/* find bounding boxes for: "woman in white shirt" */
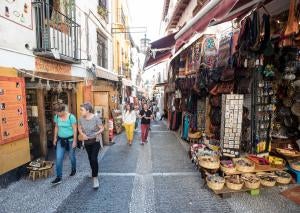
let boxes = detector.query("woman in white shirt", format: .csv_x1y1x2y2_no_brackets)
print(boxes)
123,103,136,145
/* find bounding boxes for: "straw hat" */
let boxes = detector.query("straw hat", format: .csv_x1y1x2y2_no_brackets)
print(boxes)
291,102,300,117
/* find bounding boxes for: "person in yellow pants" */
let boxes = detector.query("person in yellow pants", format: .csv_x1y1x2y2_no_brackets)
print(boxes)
123,103,136,145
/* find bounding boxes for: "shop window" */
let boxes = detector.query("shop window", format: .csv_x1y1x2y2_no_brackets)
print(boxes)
97,31,108,69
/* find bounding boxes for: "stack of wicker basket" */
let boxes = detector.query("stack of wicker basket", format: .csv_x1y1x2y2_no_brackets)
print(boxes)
198,155,220,169
206,175,225,190
241,173,260,189
256,172,277,187
220,160,236,174
225,175,244,190
274,171,292,184
234,158,255,172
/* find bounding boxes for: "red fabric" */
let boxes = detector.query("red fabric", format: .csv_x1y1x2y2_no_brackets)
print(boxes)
141,124,150,142
175,0,239,50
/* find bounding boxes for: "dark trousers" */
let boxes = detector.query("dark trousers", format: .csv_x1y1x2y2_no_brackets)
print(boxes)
85,142,100,177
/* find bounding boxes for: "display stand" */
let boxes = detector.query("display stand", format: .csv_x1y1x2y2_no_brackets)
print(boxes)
111,109,123,134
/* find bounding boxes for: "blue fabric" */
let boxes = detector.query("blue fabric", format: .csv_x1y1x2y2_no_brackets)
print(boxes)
55,139,76,178
182,115,190,140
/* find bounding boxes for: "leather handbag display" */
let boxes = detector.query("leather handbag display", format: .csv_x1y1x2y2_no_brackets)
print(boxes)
282,0,299,47
216,82,234,94
210,95,221,107
250,11,261,52
237,77,253,94
220,67,235,81
210,107,221,126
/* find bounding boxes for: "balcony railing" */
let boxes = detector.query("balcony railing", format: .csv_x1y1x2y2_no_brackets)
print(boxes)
32,1,81,63
122,63,131,79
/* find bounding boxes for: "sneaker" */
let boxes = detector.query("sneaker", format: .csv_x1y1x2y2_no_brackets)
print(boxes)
93,177,99,189
51,177,62,185
70,169,76,176
140,142,144,145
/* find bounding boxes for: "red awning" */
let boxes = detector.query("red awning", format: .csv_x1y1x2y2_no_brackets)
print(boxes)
175,0,239,49
211,0,284,26
143,32,177,70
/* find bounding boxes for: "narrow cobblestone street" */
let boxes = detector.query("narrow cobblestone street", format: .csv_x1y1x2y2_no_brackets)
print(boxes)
56,121,231,213
0,121,299,213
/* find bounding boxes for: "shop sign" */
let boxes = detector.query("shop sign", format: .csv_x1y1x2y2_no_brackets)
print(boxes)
35,57,71,75
0,77,28,144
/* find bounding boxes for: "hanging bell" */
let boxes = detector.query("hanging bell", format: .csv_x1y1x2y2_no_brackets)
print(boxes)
57,82,63,93
46,80,51,91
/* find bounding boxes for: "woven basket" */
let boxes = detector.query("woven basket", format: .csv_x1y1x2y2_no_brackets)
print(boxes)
276,176,292,184
198,156,220,169
226,181,244,190
260,179,276,187
206,177,225,191
220,165,236,174
274,171,292,184
242,174,260,189
236,163,255,173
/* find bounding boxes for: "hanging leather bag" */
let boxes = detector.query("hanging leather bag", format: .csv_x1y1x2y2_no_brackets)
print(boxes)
220,67,235,81
250,11,261,52
210,95,221,107
216,82,234,94
210,107,221,126
260,14,271,52
210,68,222,82
282,0,299,47
237,77,253,94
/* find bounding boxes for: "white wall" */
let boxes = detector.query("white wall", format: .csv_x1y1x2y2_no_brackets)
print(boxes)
177,0,197,30
0,0,35,55
0,0,113,79
74,0,113,75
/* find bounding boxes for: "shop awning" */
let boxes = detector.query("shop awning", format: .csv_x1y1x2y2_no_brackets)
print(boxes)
122,78,133,87
211,0,288,26
154,82,167,88
174,0,239,49
143,32,177,70
17,69,84,82
95,68,119,82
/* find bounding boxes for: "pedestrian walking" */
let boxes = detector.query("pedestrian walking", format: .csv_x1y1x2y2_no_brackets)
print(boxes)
78,102,104,189
51,104,77,185
122,103,136,145
134,104,140,130
152,104,157,120
139,103,153,145
160,109,168,121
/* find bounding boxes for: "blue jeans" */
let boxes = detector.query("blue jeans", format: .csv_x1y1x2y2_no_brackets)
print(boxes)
55,139,76,178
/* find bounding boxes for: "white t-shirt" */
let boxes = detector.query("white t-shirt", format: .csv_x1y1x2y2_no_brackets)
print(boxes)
123,110,136,124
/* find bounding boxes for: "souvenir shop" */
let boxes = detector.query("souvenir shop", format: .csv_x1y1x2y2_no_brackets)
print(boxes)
23,71,79,159
167,0,300,194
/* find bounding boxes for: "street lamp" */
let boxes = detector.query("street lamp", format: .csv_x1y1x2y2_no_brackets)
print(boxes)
140,34,150,54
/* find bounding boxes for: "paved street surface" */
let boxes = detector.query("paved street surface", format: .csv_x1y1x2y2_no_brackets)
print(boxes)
0,121,300,213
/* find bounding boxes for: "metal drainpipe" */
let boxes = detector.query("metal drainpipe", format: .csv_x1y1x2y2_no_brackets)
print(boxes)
85,12,90,60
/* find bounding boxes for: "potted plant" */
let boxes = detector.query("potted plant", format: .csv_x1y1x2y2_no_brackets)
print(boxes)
97,5,108,21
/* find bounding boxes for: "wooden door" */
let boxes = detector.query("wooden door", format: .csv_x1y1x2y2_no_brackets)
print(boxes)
93,92,109,143
93,92,109,118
